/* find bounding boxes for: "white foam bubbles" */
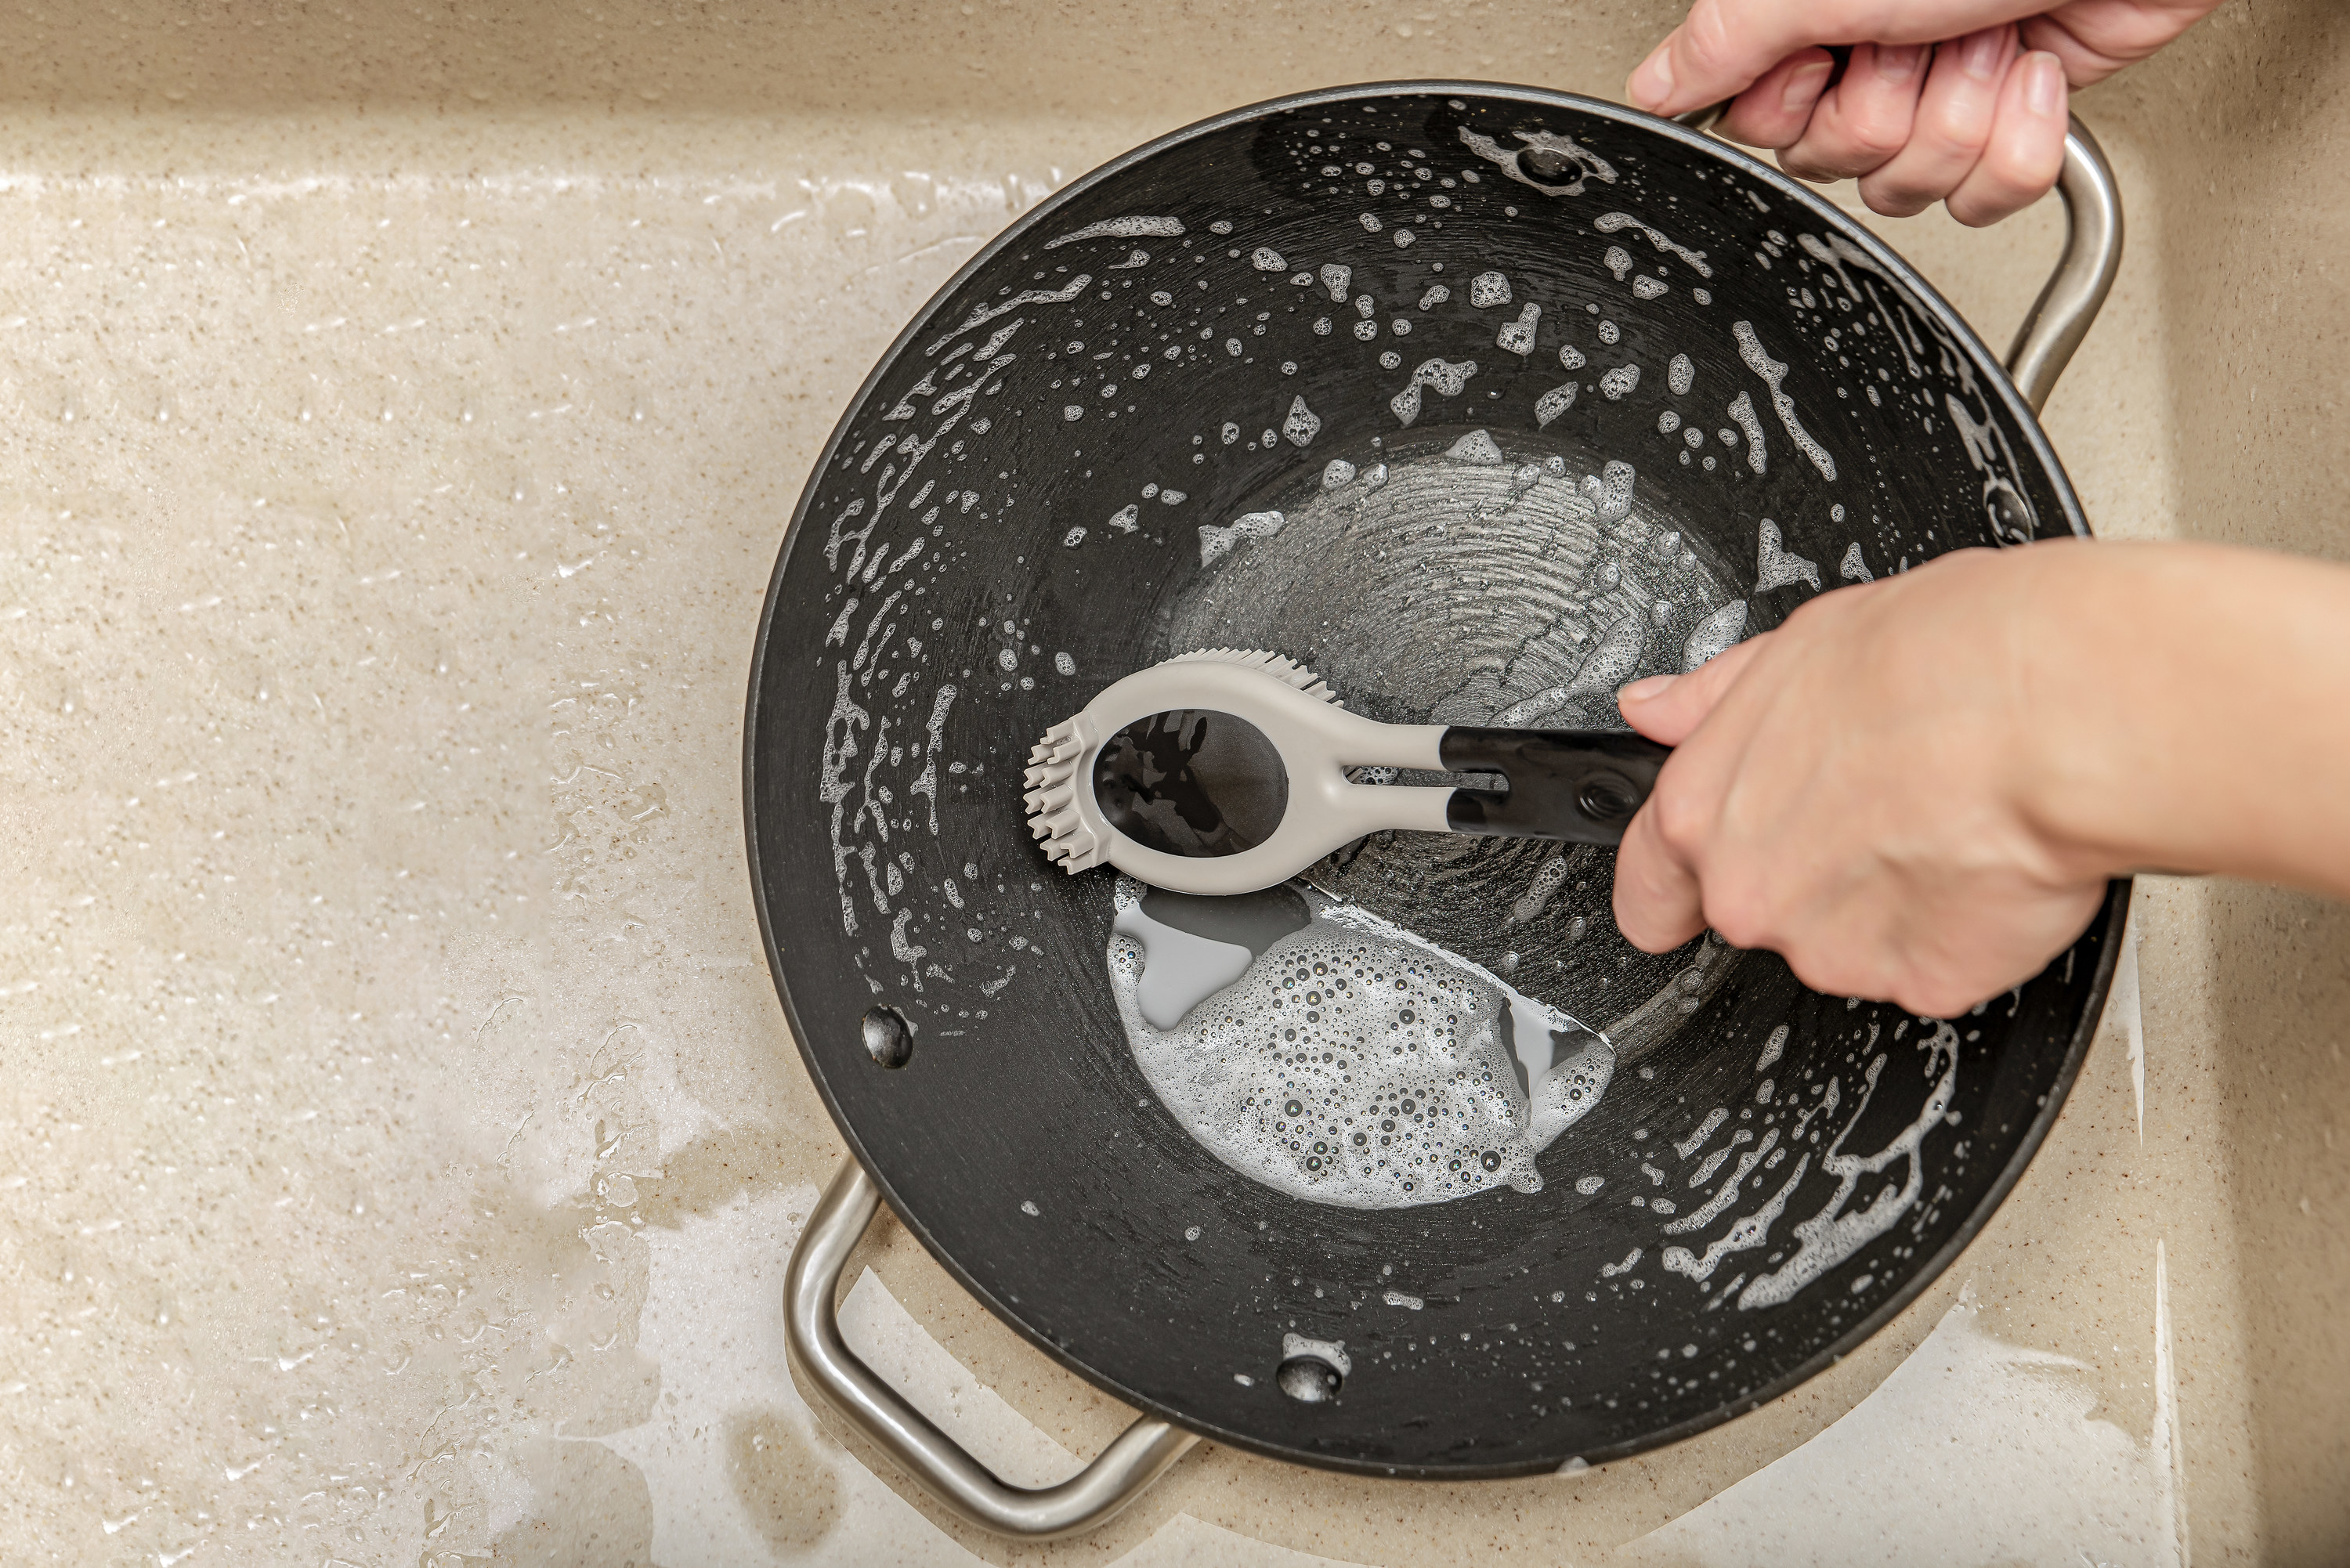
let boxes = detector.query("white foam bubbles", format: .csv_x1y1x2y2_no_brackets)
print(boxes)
1108,885,1615,1210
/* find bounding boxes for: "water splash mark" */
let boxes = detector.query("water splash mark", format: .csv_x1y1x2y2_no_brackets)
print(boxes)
1388,356,1479,426
922,273,1089,356
906,682,958,836
822,497,868,572
851,705,895,845
1755,521,1821,594
1043,215,1183,248
1674,1107,1729,1160
850,590,906,674
1726,390,1768,475
1594,211,1715,278
1198,510,1285,567
1507,854,1574,924
890,909,928,989
1495,302,1542,357
1445,429,1504,464
1737,1022,1960,1308
1594,458,1636,523
1496,610,1646,725
1733,320,1837,481
819,662,873,935
1681,598,1748,672
1535,381,1578,428
1660,1140,1808,1279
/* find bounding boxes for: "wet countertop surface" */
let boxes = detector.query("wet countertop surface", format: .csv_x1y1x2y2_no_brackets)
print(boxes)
5,2,2346,1563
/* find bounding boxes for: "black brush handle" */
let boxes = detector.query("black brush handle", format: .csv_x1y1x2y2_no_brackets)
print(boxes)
1437,728,1671,846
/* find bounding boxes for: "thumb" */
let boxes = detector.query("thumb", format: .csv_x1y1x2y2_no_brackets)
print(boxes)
1628,0,1856,116
1615,632,1770,745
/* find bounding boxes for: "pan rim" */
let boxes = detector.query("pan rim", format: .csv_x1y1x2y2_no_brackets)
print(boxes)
743,77,2113,1480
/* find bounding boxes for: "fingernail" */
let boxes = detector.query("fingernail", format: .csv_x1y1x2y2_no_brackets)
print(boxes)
2023,51,2064,116
1619,674,1678,703
1629,47,1675,110
1874,43,1924,83
1959,27,2005,81
1781,59,1832,115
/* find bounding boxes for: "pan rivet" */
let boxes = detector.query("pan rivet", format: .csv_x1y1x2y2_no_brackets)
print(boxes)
1578,772,1640,822
1277,1355,1343,1404
861,1006,913,1069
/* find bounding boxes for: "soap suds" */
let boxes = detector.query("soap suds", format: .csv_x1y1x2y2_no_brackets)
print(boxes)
1109,880,1614,1209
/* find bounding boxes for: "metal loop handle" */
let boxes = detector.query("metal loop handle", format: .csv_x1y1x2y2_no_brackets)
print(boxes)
784,1158,1200,1540
2005,117,2123,412
1675,103,2123,412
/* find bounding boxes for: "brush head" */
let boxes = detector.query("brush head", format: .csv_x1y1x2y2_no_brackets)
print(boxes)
1021,649,1340,874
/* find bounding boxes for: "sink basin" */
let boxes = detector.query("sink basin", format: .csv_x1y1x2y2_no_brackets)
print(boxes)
2,2,2344,1563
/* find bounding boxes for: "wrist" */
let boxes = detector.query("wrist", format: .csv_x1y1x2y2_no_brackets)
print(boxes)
2008,539,2350,894
2005,540,2196,884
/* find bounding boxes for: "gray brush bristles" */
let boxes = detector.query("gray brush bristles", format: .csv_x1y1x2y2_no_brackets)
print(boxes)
1021,715,1104,871
1166,647,1343,706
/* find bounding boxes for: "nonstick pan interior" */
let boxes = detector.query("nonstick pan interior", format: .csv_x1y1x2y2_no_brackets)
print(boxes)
746,83,2124,1476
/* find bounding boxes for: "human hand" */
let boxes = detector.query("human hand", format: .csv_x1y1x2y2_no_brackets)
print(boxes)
1609,539,2350,1016
1625,1,2222,225
1608,547,2111,1017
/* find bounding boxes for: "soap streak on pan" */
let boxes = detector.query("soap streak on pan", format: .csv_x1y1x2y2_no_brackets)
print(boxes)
1660,1021,1962,1309
1797,230,2043,544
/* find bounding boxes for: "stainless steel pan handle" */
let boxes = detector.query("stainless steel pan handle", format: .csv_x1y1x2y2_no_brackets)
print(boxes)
2006,117,2123,413
1676,104,2124,413
784,1158,1199,1540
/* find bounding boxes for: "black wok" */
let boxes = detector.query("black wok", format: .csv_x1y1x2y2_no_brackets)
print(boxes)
750,81,2127,1523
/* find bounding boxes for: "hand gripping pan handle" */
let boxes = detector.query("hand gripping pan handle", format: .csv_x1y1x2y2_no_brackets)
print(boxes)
785,1158,1198,1540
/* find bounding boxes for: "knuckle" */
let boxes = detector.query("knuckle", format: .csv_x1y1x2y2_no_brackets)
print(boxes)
1945,190,2017,228
1701,887,1773,953
1842,116,1911,161
1860,176,1936,218
1787,952,1865,1000
1926,109,1996,160
1649,787,1711,854
1892,985,1956,1019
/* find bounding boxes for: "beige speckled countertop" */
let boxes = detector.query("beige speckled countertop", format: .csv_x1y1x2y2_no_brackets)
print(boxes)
3,3,2345,1564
